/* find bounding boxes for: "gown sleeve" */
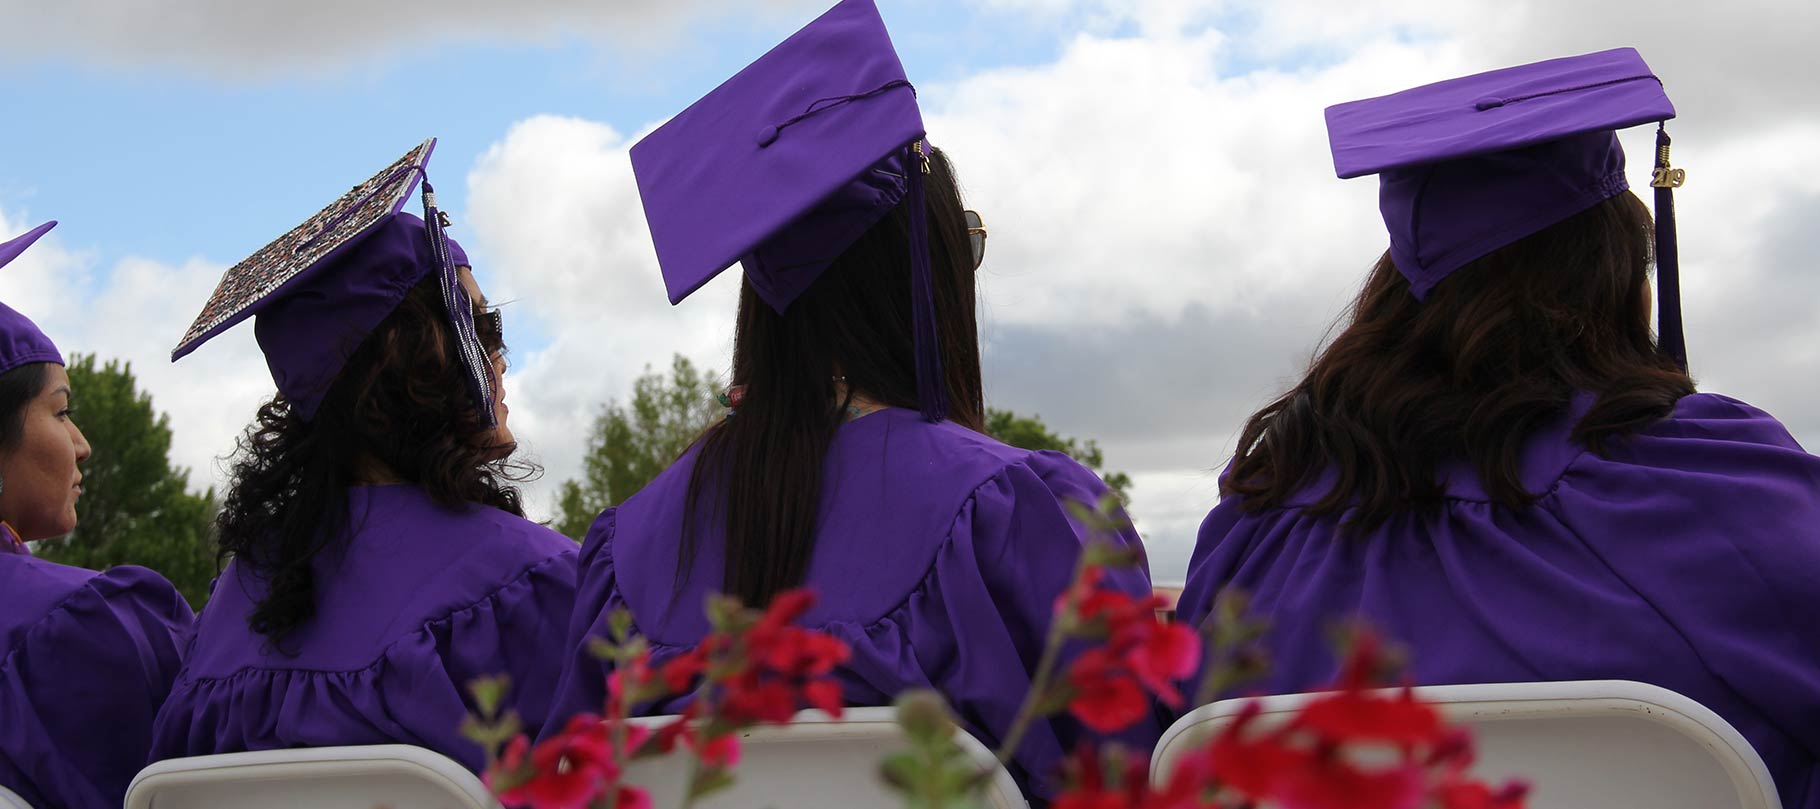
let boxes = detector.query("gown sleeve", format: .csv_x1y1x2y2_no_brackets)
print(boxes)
0,565,193,809
918,451,1157,797
436,545,579,747
545,508,622,730
1546,394,1820,801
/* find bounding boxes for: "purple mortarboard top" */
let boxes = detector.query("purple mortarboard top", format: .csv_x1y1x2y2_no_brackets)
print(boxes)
0,221,66,376
1326,47,1688,367
170,140,495,423
630,0,948,421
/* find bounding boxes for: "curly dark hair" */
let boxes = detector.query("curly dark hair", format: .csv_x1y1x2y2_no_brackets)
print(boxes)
1226,191,1695,529
217,275,534,644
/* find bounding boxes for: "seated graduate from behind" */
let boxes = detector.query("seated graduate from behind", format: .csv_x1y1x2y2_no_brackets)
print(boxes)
1177,49,1820,807
546,0,1155,798
0,222,195,809
149,142,576,771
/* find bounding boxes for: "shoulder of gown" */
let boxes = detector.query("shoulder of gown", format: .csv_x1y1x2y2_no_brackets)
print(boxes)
151,489,577,771
0,559,193,809
1543,392,1820,759
550,418,1156,798
1178,391,1820,806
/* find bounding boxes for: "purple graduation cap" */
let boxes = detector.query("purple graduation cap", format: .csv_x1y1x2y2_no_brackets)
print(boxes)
1326,47,1688,367
170,139,495,423
0,221,66,376
630,0,947,421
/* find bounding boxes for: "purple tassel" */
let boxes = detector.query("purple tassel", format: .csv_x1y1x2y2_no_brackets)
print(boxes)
906,141,947,423
1652,124,1687,371
420,181,498,426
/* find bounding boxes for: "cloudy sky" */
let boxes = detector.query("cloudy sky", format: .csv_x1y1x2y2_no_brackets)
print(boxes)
2,0,1815,583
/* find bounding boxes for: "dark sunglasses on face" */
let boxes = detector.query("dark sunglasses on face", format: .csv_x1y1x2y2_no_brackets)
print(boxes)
965,209,987,271
475,309,504,354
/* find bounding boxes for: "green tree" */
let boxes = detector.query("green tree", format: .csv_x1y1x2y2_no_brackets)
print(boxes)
554,355,723,539
987,408,1133,502
35,354,219,608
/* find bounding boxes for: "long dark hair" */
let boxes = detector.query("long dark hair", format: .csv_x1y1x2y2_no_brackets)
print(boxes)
218,277,531,643
680,147,985,608
1227,192,1694,529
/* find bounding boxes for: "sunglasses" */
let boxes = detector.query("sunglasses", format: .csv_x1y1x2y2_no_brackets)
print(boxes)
965,209,987,271
475,309,504,354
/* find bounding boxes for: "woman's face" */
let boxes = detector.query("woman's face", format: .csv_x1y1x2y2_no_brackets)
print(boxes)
457,266,515,456
0,364,92,541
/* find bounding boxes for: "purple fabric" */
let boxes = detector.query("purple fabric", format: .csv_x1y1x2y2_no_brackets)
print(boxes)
0,556,194,809
1324,48,1674,300
149,484,578,771
248,214,448,420
631,0,924,311
547,408,1157,800
1177,392,1820,808
0,222,66,376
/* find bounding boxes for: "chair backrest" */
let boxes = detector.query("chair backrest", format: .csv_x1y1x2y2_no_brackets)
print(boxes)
0,784,32,809
125,745,497,809
1153,680,1780,809
623,707,1028,809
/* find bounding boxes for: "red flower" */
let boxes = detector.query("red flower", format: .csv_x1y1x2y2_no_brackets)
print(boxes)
720,676,799,724
1204,703,1306,798
801,679,846,717
1123,622,1200,707
757,626,852,677
757,589,817,631
698,732,742,768
1434,778,1530,809
1273,758,1425,809
1068,650,1152,733
1298,688,1442,747
495,716,618,809
609,786,654,809
659,648,708,694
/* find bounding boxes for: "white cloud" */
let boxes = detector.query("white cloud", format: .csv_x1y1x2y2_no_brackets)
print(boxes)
13,0,1816,582
0,210,269,493
465,115,739,518
460,0,1820,582
0,0,820,77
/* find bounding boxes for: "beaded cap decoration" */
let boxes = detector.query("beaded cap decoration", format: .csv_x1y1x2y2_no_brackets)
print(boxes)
168,139,496,424
172,139,434,358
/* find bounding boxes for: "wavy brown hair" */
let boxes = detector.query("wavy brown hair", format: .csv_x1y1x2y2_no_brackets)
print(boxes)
217,276,532,644
1226,192,1695,529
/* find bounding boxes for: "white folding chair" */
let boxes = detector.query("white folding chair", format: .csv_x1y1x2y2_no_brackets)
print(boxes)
1153,680,1779,809
125,745,497,809
623,707,1028,809
0,784,32,809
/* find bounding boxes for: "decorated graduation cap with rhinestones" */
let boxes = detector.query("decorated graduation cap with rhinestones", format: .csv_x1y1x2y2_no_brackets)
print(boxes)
1326,47,1689,367
171,139,495,422
0,221,65,376
630,0,949,421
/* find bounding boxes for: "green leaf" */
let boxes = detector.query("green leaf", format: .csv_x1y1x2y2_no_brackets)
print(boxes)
880,751,927,790
986,408,1132,505
608,609,636,643
687,767,737,801
467,674,513,718
552,355,725,541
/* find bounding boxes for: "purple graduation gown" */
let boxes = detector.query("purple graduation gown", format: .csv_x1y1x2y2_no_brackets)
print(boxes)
149,484,577,771
1178,392,1820,807
0,533,194,809
548,408,1155,798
